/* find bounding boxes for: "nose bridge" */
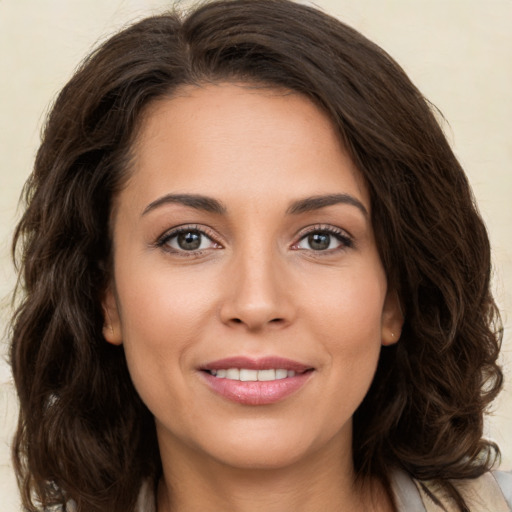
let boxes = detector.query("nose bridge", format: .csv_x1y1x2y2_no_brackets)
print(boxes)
220,239,292,330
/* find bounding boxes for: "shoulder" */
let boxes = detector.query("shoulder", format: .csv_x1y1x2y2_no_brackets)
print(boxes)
413,471,512,512
391,469,512,512
136,480,157,512
493,471,512,510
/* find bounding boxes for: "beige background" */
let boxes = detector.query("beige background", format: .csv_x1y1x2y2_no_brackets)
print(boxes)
1,0,511,507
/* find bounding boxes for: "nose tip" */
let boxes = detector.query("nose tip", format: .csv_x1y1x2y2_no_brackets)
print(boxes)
219,255,294,331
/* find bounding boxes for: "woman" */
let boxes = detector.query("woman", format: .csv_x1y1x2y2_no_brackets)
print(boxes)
9,0,510,510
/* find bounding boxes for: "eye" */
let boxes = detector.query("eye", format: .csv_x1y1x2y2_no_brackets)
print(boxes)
293,227,353,252
157,227,221,254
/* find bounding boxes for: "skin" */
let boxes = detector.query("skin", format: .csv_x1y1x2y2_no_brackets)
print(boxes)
103,83,403,512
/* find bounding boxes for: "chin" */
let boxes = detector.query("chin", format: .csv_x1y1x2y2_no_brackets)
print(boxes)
193,420,345,472
210,442,311,471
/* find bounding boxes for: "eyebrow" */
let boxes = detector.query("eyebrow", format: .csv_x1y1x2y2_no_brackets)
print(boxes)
141,192,368,218
142,193,227,216
286,193,368,217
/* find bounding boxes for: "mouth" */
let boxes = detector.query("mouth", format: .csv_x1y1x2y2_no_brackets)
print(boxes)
203,368,309,381
199,356,315,405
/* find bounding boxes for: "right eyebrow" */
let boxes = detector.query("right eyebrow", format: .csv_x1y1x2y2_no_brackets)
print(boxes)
141,193,227,217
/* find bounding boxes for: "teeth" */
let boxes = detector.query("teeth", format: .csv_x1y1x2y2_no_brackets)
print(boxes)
258,369,276,381
209,368,298,381
225,368,240,380
276,369,288,379
239,369,258,381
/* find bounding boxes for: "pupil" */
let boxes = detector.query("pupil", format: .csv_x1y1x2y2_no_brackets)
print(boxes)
309,232,330,250
178,231,201,250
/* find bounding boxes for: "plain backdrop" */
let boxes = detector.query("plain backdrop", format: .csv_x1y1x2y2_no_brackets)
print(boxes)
1,0,511,507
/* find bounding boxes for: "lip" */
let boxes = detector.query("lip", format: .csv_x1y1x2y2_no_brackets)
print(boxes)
201,356,312,373
199,356,314,406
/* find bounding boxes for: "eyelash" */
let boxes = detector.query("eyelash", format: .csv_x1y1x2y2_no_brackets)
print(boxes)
155,225,221,257
154,223,354,256
292,224,354,253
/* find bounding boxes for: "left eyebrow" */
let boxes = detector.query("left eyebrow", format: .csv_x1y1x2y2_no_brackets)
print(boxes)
286,193,368,217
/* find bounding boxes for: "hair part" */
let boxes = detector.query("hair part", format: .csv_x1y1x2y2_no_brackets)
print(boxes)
11,1,502,510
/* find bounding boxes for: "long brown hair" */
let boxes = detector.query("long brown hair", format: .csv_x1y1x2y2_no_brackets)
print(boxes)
11,1,502,510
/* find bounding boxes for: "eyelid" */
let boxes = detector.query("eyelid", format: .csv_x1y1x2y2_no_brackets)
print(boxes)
155,224,223,254
291,224,354,251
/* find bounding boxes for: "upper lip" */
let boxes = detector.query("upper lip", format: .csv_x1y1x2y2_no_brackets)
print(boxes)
200,356,313,373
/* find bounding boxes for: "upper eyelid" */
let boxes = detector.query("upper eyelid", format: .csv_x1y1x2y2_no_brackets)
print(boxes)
156,224,221,246
295,224,353,240
292,224,355,250
154,223,353,248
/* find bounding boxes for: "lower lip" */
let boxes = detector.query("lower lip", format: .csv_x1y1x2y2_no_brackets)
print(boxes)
201,371,313,405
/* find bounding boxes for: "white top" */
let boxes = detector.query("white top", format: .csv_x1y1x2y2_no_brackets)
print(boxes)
134,470,512,511
392,470,512,511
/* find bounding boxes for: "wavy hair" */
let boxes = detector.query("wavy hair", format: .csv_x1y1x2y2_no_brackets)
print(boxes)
10,1,502,510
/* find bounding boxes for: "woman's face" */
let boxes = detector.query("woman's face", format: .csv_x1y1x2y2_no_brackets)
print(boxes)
103,83,402,471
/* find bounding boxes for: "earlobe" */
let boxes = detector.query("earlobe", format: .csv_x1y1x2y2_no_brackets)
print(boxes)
102,286,123,345
381,290,404,346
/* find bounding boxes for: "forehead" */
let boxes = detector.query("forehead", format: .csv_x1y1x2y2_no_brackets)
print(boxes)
123,82,369,213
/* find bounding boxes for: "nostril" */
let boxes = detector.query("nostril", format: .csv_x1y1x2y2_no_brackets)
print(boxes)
229,317,284,326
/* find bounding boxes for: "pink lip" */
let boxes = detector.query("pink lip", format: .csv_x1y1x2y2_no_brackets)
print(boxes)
199,356,314,406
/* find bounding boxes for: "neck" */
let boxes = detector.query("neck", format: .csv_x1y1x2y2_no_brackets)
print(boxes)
156,433,394,512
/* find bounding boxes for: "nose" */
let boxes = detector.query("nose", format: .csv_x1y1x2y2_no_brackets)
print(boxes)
219,247,295,331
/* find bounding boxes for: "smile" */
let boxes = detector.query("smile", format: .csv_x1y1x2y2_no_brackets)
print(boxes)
200,357,314,405
207,368,297,381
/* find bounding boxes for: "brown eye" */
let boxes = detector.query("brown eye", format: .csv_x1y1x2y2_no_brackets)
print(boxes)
297,231,342,251
176,231,202,250
293,227,353,252
160,228,219,253
308,232,331,251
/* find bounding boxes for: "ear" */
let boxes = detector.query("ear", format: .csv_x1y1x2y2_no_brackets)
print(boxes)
381,290,404,346
101,285,123,345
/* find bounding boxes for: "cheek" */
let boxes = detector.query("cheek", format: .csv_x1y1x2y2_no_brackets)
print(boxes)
117,261,218,342
307,263,386,342
306,266,386,396
114,264,218,406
